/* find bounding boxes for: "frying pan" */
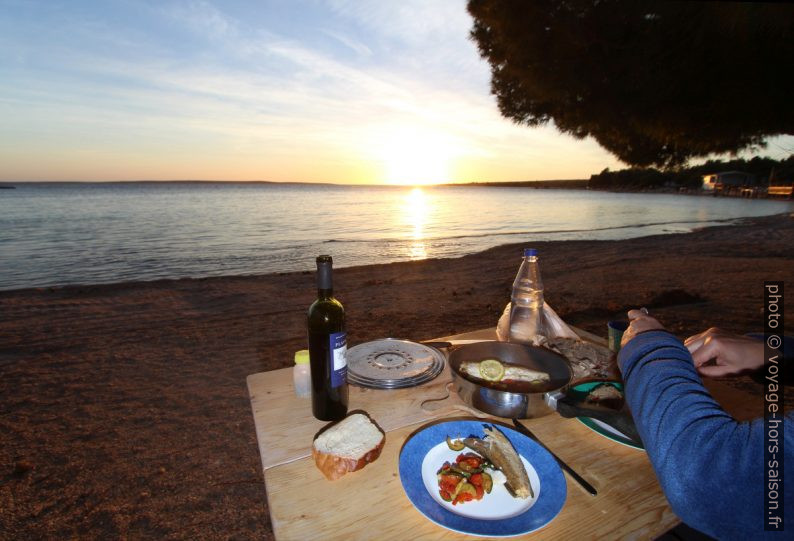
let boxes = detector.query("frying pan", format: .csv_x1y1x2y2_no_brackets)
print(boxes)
447,341,571,419
446,341,643,445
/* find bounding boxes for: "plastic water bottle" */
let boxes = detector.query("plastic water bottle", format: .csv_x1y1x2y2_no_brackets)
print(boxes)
293,349,311,398
508,248,545,344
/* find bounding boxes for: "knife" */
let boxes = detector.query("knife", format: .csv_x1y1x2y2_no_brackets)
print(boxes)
544,389,644,448
512,419,598,496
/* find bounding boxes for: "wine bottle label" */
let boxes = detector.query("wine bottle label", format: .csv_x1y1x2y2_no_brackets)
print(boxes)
329,331,347,388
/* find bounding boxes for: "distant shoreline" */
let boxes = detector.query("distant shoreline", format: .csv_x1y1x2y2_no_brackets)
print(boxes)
1,179,589,187
1,179,786,197
443,179,589,189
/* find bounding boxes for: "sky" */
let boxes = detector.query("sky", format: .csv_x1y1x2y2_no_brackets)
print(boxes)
1,0,792,185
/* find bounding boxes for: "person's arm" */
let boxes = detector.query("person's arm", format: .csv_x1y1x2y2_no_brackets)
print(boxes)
619,330,793,539
685,328,793,382
684,327,764,376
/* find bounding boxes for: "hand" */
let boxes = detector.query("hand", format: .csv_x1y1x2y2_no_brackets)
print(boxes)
684,327,764,377
620,308,666,348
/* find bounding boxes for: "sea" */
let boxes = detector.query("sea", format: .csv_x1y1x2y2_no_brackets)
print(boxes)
1,182,792,291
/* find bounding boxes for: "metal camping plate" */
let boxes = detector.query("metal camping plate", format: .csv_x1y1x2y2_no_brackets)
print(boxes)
347,366,443,389
346,338,445,389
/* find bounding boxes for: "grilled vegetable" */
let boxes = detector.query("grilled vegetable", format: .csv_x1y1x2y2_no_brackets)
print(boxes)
446,436,465,451
436,452,495,505
481,472,493,494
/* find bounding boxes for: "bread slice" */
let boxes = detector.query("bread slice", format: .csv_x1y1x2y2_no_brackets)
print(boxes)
312,413,385,481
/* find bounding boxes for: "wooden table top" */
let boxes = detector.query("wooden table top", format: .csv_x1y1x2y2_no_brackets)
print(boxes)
246,328,702,540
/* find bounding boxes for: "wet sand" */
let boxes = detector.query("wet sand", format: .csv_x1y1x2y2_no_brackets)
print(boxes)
1,213,792,539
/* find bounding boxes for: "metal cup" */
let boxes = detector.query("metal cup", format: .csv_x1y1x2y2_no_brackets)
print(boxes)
607,320,630,352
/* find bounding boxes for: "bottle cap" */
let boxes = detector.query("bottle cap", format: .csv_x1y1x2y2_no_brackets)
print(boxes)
524,248,538,257
294,350,310,365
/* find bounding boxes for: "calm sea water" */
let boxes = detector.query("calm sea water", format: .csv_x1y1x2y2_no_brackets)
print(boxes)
1,182,792,291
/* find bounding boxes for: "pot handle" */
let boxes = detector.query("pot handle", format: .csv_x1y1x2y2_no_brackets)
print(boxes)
555,398,643,447
421,341,453,350
421,340,495,350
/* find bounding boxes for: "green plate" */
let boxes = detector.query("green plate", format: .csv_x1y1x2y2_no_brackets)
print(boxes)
572,381,644,451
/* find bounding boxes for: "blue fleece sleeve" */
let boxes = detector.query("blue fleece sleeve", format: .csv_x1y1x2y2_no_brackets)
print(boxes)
618,330,793,539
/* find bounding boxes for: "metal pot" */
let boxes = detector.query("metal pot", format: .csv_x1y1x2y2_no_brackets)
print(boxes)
448,341,572,419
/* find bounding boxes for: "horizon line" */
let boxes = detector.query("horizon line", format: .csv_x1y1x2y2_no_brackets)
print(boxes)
0,179,590,187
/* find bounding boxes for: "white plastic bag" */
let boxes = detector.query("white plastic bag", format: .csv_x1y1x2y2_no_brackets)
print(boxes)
496,302,579,343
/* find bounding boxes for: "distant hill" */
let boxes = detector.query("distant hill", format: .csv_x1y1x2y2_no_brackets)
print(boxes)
446,179,589,189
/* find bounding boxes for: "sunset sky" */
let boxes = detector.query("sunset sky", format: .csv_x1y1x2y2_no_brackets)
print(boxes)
2,0,792,184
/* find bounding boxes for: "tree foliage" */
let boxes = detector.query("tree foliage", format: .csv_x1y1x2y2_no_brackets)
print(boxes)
467,1,794,169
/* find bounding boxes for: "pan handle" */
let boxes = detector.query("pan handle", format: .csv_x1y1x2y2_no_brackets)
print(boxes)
421,339,495,352
555,398,644,447
421,341,453,349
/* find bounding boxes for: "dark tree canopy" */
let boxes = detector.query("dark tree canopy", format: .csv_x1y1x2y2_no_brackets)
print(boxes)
467,1,794,168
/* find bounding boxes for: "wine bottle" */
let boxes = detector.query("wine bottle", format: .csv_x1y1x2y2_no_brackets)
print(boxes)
307,255,348,421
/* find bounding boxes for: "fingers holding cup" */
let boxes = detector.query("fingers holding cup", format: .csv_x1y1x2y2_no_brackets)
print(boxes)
621,308,665,347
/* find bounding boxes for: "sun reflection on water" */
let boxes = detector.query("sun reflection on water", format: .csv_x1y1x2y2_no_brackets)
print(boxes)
404,187,428,259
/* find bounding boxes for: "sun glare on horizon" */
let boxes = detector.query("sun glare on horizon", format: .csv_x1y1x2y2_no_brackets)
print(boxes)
375,127,459,185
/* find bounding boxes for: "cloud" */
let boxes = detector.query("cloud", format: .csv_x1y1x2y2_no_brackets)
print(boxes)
321,29,372,57
324,0,471,45
161,0,238,39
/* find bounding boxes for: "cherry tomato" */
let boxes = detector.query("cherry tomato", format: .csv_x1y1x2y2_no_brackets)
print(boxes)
467,457,482,468
453,492,473,505
440,474,460,485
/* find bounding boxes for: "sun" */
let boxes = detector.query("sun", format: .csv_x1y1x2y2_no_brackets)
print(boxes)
376,128,456,185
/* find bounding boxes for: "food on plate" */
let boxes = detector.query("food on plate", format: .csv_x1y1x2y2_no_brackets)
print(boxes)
312,413,385,481
476,359,505,382
462,426,533,498
541,336,612,379
459,359,550,384
437,452,495,505
587,383,622,401
584,383,624,409
446,436,465,451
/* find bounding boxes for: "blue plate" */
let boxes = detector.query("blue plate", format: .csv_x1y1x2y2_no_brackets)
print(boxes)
398,420,566,537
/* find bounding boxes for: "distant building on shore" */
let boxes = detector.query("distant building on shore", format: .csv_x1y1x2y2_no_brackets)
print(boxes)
701,171,757,192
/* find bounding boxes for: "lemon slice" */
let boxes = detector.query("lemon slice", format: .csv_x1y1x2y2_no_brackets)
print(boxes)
478,359,505,382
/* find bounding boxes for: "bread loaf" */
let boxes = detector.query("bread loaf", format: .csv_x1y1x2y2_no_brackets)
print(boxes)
312,413,385,481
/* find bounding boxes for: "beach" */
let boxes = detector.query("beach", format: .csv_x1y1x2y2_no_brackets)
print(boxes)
1,213,792,539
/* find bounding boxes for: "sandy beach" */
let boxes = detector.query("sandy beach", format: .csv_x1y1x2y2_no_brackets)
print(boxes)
1,213,792,539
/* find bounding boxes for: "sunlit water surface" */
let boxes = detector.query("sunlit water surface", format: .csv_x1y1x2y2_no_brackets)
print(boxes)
1,182,791,290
